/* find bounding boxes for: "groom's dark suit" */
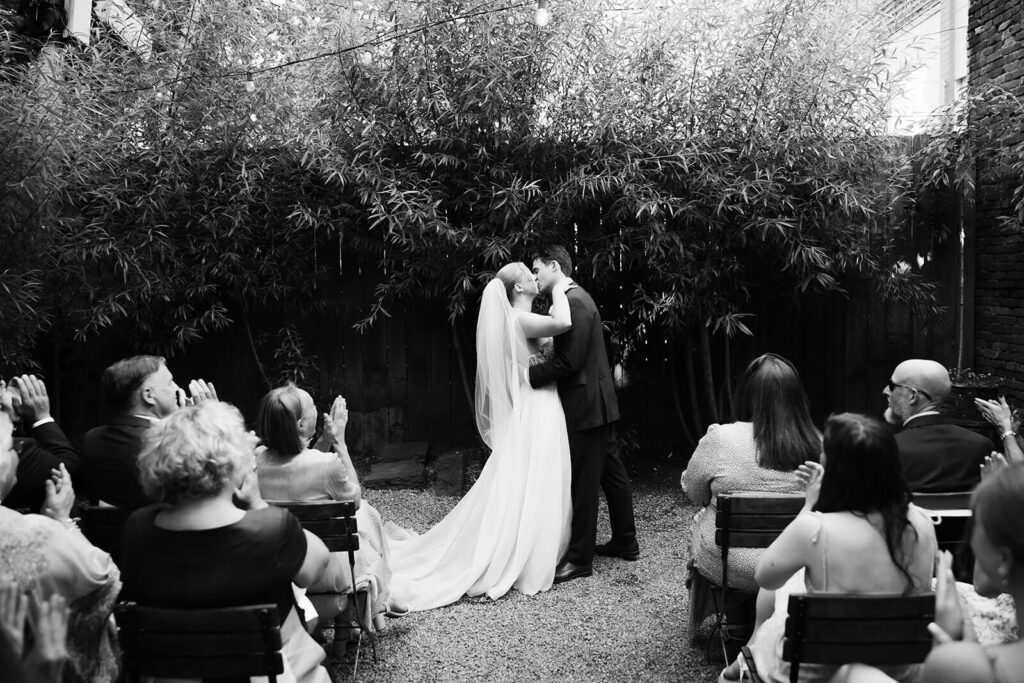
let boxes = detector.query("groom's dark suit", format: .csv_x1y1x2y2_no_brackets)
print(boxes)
529,284,637,565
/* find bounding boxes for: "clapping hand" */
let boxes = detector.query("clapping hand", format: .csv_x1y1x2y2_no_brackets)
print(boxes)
974,396,1014,432
0,585,68,683
929,550,974,644
795,460,824,511
26,592,68,681
41,464,74,523
12,375,50,424
981,451,1008,480
0,583,28,659
323,396,348,446
187,379,218,405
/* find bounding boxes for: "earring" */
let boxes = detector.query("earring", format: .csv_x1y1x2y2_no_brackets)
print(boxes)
997,564,1010,586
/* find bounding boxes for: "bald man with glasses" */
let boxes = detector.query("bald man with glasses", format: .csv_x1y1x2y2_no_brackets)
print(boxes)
884,359,993,493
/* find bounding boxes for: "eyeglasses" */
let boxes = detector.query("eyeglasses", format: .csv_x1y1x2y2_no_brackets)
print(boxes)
886,381,932,400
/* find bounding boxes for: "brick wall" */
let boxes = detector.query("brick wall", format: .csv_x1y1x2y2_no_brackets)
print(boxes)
969,0,1024,393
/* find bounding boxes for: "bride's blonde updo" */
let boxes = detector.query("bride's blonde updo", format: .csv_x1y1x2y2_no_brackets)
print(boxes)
495,262,532,302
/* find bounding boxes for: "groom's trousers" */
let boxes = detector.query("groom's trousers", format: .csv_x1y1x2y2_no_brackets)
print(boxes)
566,423,638,565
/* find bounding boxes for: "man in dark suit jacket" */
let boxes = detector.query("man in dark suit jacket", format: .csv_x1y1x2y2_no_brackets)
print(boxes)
1,375,81,512
529,246,638,583
83,355,218,509
885,359,993,492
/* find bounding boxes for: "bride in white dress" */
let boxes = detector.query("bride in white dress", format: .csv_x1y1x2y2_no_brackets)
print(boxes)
387,262,573,611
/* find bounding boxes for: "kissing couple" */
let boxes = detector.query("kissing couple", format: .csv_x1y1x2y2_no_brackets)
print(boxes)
387,245,639,611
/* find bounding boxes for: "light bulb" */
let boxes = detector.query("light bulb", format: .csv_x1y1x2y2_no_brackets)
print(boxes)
358,51,372,66
244,75,255,92
535,0,550,27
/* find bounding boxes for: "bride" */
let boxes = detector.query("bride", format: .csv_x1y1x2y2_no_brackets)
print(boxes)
387,262,573,611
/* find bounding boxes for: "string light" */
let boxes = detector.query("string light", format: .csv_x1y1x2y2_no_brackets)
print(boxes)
244,73,255,92
535,0,550,27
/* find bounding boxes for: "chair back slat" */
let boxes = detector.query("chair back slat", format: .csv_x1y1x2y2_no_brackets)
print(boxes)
128,653,283,679
718,494,805,516
715,513,796,532
79,506,132,563
782,593,935,682
782,641,932,666
789,593,933,619
913,492,972,512
714,530,781,548
116,603,284,682
784,618,932,643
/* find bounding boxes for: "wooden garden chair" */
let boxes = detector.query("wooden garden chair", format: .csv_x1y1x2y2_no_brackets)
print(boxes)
915,491,973,580
269,500,375,670
688,492,805,662
741,593,935,683
115,602,284,682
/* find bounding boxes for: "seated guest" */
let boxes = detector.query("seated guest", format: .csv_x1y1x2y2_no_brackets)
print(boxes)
681,353,819,591
974,394,1024,464
721,413,937,682
885,359,992,493
1,375,80,512
0,409,121,683
120,401,331,683
82,355,216,508
255,384,405,619
832,463,1024,683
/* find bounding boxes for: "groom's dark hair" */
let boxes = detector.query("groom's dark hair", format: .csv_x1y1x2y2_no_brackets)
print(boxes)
533,245,573,277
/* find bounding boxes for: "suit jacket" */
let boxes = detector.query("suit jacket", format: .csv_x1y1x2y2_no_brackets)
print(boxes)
3,421,81,512
82,413,156,509
896,414,993,493
528,285,619,432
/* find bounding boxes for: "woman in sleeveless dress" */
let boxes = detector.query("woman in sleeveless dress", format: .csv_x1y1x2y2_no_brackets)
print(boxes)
833,462,1024,683
721,412,937,683
386,262,573,611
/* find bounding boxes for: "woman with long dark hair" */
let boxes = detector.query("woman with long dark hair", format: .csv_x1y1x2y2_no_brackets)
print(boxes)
722,412,937,682
682,353,820,592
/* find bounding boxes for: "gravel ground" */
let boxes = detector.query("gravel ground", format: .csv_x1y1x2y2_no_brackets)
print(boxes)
335,470,721,683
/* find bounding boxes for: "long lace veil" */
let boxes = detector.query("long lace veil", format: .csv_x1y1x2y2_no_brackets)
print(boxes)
474,278,530,449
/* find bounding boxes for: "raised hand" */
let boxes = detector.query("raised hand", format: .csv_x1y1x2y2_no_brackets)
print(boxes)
551,279,571,297
795,460,824,511
329,396,348,435
187,379,218,405
26,593,68,682
981,451,1008,480
12,375,50,423
41,464,75,522
0,583,28,659
975,396,1013,432
929,550,974,643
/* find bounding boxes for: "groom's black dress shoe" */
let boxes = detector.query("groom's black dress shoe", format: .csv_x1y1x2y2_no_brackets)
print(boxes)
594,541,640,561
554,561,593,584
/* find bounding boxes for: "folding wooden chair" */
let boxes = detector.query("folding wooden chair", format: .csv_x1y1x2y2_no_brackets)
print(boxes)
115,602,284,682
79,505,131,564
688,492,805,662
742,593,935,683
270,500,375,670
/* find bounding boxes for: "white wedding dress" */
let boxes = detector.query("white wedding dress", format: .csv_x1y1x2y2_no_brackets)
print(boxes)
386,280,572,611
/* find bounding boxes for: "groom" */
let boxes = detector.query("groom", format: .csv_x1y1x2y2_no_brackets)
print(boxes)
529,245,639,583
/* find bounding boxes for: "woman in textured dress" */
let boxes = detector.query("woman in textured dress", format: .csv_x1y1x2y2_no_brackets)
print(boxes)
682,353,820,592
